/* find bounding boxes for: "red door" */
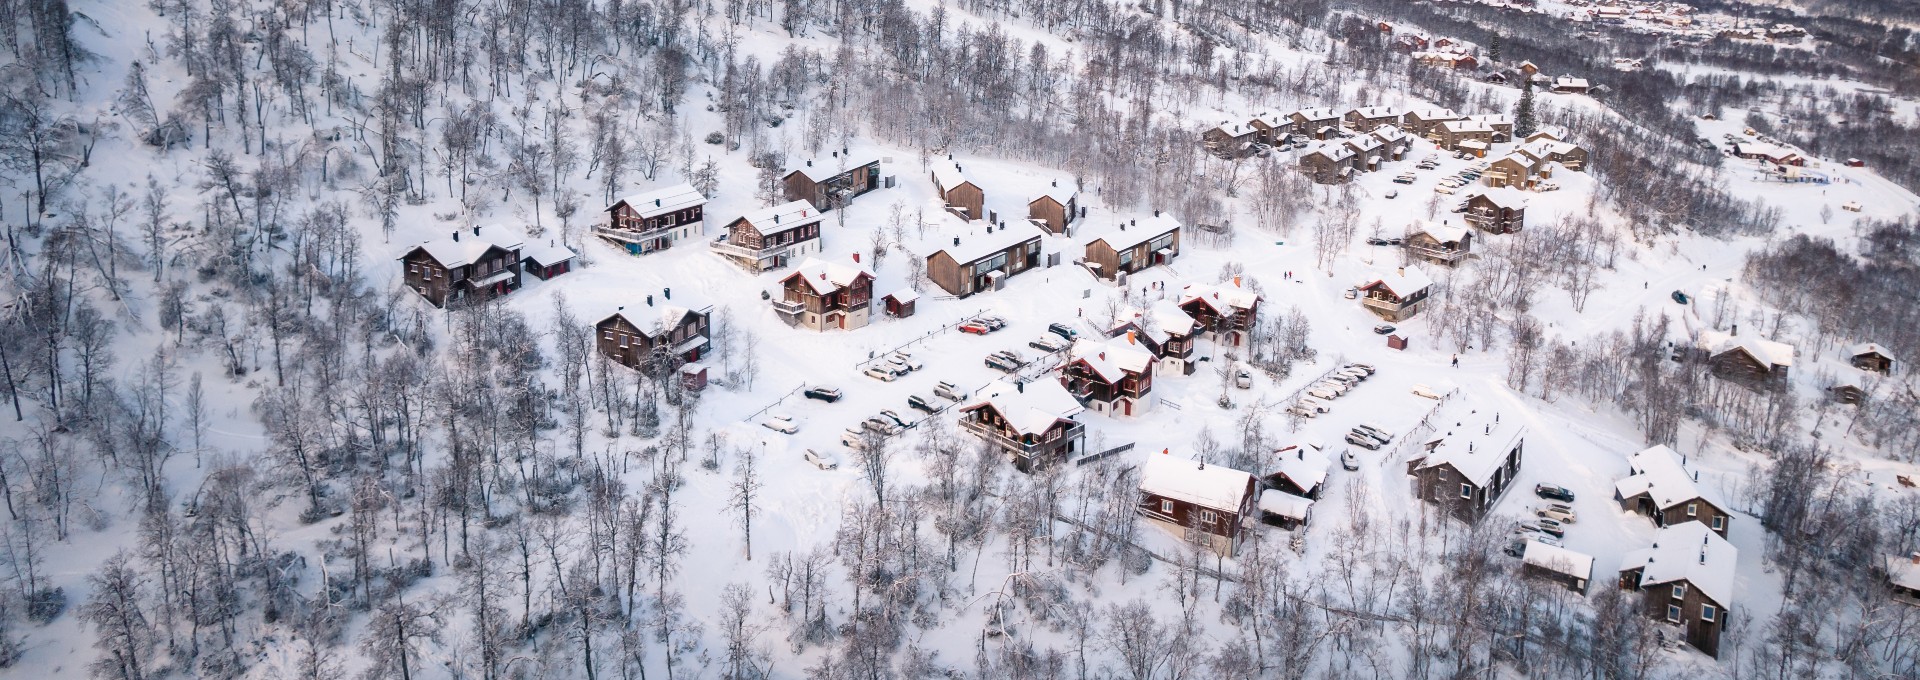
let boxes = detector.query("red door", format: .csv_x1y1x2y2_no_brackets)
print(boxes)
1122,399,1133,416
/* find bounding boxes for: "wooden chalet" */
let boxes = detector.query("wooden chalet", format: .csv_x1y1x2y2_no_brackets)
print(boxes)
1830,378,1867,405
1179,281,1262,347
1264,442,1331,499
924,221,1044,297
1370,126,1413,161
1028,181,1081,235
1415,50,1478,70
1550,76,1591,94
594,296,713,376
1463,190,1528,234
1288,107,1343,140
1107,300,1201,376
1614,445,1733,538
1299,144,1359,184
1730,141,1805,167
1516,139,1589,171
600,183,707,255
1138,452,1259,556
521,240,577,280
1848,343,1895,374
1084,214,1180,280
711,200,826,272
1697,331,1793,390
1203,121,1258,156
1402,108,1462,137
1407,402,1526,523
774,259,874,331
398,225,525,308
1885,553,1920,605
930,161,985,221
1344,106,1403,132
881,289,917,318
1465,114,1515,142
1062,338,1154,416
958,379,1087,471
1434,120,1495,152
783,153,881,210
1344,135,1388,172
1406,222,1473,267
1248,112,1293,144
1483,154,1538,188
1356,267,1434,322
1618,522,1737,658
1524,542,1596,594
1517,60,1540,77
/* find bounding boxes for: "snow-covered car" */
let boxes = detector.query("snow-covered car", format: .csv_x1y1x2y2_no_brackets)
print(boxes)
1373,324,1397,335
1235,370,1253,389
1527,518,1567,538
1433,185,1456,195
1335,368,1370,381
877,409,910,429
1391,175,1416,185
1285,405,1317,418
804,386,843,402
1410,384,1443,400
1029,335,1068,352
864,367,899,382
864,417,902,436
1536,504,1576,524
760,414,800,434
1366,236,1396,246
908,394,942,414
1384,189,1399,200
1509,526,1564,548
1306,387,1339,401
975,315,1008,331
934,381,969,402
841,428,867,450
1344,363,1376,375
883,357,912,374
1343,288,1358,300
1344,432,1382,450
1314,380,1349,395
958,322,992,335
1340,450,1359,471
1354,423,1394,443
1671,291,1690,305
890,352,925,372
1535,484,1576,503
803,449,839,470
1296,397,1331,413
1536,182,1560,192
1347,428,1387,448
1047,323,1080,341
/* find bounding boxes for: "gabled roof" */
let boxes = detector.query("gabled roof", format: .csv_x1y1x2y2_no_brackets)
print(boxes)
1441,120,1495,134
1180,282,1262,313
405,225,524,267
1619,521,1738,606
1259,490,1314,520
610,183,706,218
921,219,1045,265
1345,135,1385,153
1031,182,1078,206
1520,139,1584,159
1347,105,1402,119
1068,337,1153,382
1303,144,1357,163
1614,445,1725,512
1140,453,1255,514
1407,107,1461,120
601,300,711,340
1250,111,1290,129
1848,342,1894,362
1267,442,1331,495
1088,213,1181,252
1415,400,1526,486
1413,222,1471,245
1553,75,1591,88
734,200,826,237
1291,107,1341,120
522,239,577,266
1370,125,1411,144
782,258,873,295
1207,121,1253,137
1112,299,1199,345
1886,554,1920,591
1358,267,1435,298
1469,187,1530,210
1524,542,1595,580
787,156,880,183
1698,330,1794,368
883,288,919,304
963,379,1084,436
931,162,975,192
1466,113,1514,126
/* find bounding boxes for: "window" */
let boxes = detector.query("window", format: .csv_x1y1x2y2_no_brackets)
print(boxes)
1701,604,1717,623
1460,483,1473,499
1686,503,1698,517
1671,584,1686,600
1118,249,1134,266
408,264,418,274
1666,605,1682,623
1200,510,1217,524
1712,516,1725,531
603,332,614,341
1160,500,1173,514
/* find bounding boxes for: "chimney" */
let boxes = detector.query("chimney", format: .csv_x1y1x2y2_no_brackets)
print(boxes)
1397,267,1405,276
1126,330,1136,345
948,154,954,160
832,151,839,158
1911,552,1919,565
1099,352,1106,360
474,226,482,236
646,295,654,306
1016,381,1024,393
1693,471,1699,482
807,160,813,167
1051,180,1058,187
655,198,662,207
1198,461,1205,470
1154,209,1161,217
775,214,782,224
452,231,460,242
1233,276,1242,287
954,236,961,246
853,252,861,263
664,287,672,299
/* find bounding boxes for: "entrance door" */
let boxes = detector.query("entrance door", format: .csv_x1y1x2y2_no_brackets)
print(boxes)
1122,399,1133,416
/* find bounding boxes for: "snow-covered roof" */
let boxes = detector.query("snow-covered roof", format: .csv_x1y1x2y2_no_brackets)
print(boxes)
1466,113,1514,126
1469,187,1530,210
931,162,973,192
1069,337,1154,382
1112,299,1199,345
522,239,577,266
736,200,826,237
1416,400,1526,486
1345,135,1384,154
1291,107,1340,121
1553,76,1591,88
1180,282,1261,312
883,288,919,304
1358,266,1435,298
1731,141,1801,162
787,156,880,183
604,300,710,340
1088,213,1180,252
1370,125,1410,144
1441,120,1495,134
1304,144,1357,163
964,378,1084,436
921,219,1044,265
1414,222,1471,245
1520,139,1584,159
1267,442,1331,495
1614,445,1725,512
1698,330,1794,368
1259,489,1313,520
1457,140,1489,151
1408,108,1460,120
406,225,525,267
1250,111,1290,128
1347,105,1401,119
611,182,706,218
1848,342,1894,361
1524,541,1595,580
1619,521,1738,606
1031,182,1078,206
784,258,873,295
1140,453,1255,514
1886,554,1920,591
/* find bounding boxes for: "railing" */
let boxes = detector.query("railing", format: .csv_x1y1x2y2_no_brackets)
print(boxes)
593,225,672,244
959,417,1084,456
770,299,804,316
1407,244,1468,262
1360,297,1404,312
1076,442,1135,466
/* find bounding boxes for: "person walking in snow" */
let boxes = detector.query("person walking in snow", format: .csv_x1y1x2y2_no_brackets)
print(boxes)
1451,354,1459,368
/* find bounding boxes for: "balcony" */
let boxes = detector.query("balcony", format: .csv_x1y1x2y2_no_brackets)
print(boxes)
1408,244,1469,264
593,224,675,245
771,299,805,317
708,235,763,260
1361,296,1406,313
960,417,1085,458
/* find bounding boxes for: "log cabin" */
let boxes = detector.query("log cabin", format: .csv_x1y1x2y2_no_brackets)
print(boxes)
1617,522,1737,658
599,183,707,255
1848,343,1895,374
1697,331,1793,390
1083,214,1180,280
1344,106,1403,132
1407,402,1525,523
594,296,713,376
930,161,985,221
1884,553,1920,605
783,154,881,209
1138,452,1259,557
1027,182,1080,235
1179,281,1262,347
1264,442,1331,499
1299,144,1359,184
1614,445,1733,538
1524,542,1596,594
1550,75,1591,94
957,378,1087,471
711,200,826,272
521,239,577,280
1061,338,1155,416
1406,222,1473,267
1516,139,1589,171
398,225,525,308
1289,107,1343,140
1463,190,1528,234
1402,108,1462,137
1356,267,1434,322
923,221,1044,298
1106,300,1201,376
773,258,874,331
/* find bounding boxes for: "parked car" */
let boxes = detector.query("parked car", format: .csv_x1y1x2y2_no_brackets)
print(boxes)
804,386,843,402
934,381,969,402
1410,384,1443,400
1536,181,1560,191
1315,380,1349,395
1297,397,1331,413
1341,450,1360,471
865,367,899,382
958,322,991,335
1336,368,1370,381
883,357,912,374
908,394,941,414
976,315,1008,331
1344,363,1376,375
1347,428,1387,448
1306,387,1339,401
1392,175,1416,185
1367,236,1396,246
1235,370,1253,389
761,414,800,434
985,354,1022,372
803,449,839,470
1354,423,1394,443
1433,185,1456,195
1373,324,1397,335
1345,432,1382,450
841,428,867,450
890,352,925,371
1285,404,1317,418
864,417,902,436
1502,539,1528,558
1528,518,1567,538
1047,322,1080,341
1510,526,1565,548
1537,505,1577,524
1030,335,1068,352
1384,189,1399,199
1343,288,1358,300
1535,484,1576,503
877,410,910,429
1671,291,1690,305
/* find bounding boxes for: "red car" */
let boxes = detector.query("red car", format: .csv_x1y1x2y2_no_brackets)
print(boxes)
958,322,991,335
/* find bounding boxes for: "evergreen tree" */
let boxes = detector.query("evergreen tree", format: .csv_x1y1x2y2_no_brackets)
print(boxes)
1489,35,1502,62
1514,80,1538,138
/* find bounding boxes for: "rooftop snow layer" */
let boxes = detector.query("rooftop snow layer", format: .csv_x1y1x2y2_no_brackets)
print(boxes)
917,218,1044,265
1141,453,1254,514
1069,337,1154,382
737,200,826,237
1087,213,1181,252
1417,400,1527,486
1524,541,1596,579
1613,445,1725,512
1698,330,1795,367
1470,187,1530,210
1267,442,1331,495
964,378,1085,436
1619,521,1738,606
1359,266,1435,298
1847,342,1894,361
787,155,880,183
1181,282,1261,312
1415,222,1471,245
611,182,706,218
1259,489,1313,520
786,258,873,294
1112,299,1199,344
931,161,971,192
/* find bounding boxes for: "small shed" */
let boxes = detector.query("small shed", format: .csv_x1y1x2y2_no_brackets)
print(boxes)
523,240,578,280
1849,342,1895,374
1523,541,1595,594
1845,158,1865,168
1387,334,1409,350
1258,490,1314,530
882,289,919,318
679,362,709,391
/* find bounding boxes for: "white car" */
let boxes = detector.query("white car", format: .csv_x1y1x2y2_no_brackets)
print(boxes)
1340,450,1359,471
1537,504,1576,524
1410,384,1443,400
841,428,867,450
890,353,925,371
1314,381,1349,395
1305,387,1339,401
1355,422,1394,443
760,414,800,434
1297,397,1331,413
865,367,899,382
1029,335,1068,352
1434,185,1456,195
803,449,839,470
1285,404,1317,418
